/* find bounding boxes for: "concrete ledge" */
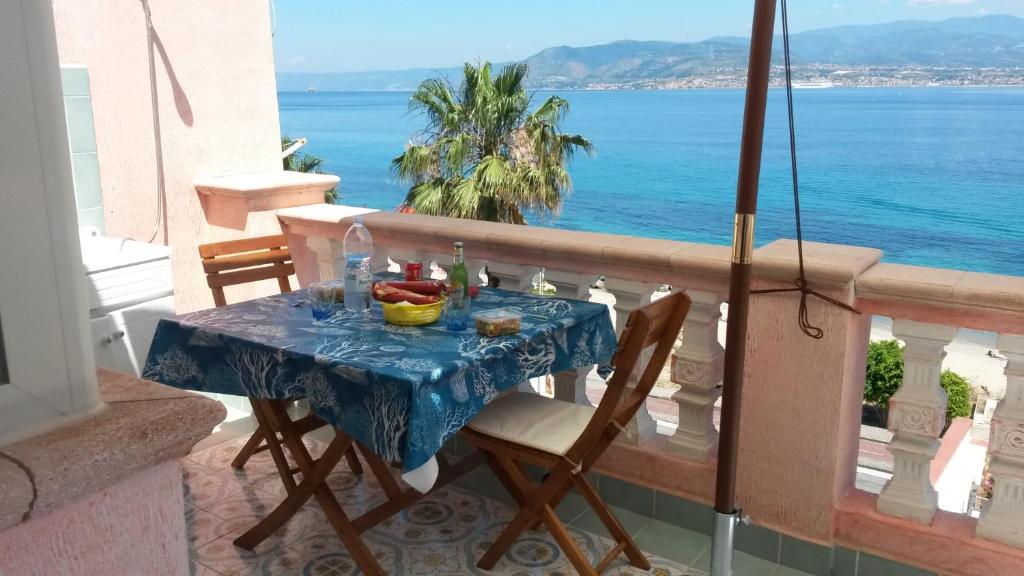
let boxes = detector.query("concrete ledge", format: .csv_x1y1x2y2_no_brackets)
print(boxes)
281,206,1024,336
835,489,1024,576
279,206,886,295
197,171,339,229
858,263,1024,334
0,368,224,531
0,461,188,576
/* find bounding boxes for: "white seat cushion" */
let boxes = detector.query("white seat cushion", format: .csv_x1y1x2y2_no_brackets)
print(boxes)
467,392,596,456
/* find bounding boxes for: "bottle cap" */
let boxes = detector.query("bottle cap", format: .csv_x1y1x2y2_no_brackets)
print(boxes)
454,241,464,248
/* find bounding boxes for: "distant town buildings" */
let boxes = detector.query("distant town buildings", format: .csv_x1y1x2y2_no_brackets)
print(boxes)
552,66,1024,90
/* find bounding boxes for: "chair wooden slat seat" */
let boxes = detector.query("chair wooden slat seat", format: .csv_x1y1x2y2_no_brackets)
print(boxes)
463,291,691,576
198,234,361,474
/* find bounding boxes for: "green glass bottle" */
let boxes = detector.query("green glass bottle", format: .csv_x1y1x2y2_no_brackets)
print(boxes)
445,242,470,331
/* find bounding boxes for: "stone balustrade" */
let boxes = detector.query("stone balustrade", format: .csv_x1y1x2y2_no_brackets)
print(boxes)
278,204,1024,575
977,334,1024,547
876,320,958,522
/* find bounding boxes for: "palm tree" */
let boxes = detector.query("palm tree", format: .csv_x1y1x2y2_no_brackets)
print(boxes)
392,62,593,224
282,136,338,204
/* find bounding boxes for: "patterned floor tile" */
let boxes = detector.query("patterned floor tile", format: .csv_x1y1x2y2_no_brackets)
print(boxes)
182,458,217,482
188,558,220,576
187,436,255,471
187,507,245,550
193,529,291,574
287,531,407,574
184,432,777,575
185,469,270,510
202,490,328,549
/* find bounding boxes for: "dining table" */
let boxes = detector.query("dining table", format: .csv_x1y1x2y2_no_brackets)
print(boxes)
143,281,617,575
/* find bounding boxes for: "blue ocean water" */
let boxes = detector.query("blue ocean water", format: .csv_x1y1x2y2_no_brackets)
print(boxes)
279,88,1023,276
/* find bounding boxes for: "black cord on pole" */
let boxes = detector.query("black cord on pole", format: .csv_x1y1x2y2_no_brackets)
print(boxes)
751,0,860,338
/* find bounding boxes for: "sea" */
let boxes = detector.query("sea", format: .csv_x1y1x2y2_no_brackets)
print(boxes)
279,88,1024,276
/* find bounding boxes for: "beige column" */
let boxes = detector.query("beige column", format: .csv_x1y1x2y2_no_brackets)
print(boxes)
546,270,595,406
306,237,344,281
666,289,725,461
877,319,958,523
483,262,537,393
486,262,536,293
977,333,1024,546
604,278,659,444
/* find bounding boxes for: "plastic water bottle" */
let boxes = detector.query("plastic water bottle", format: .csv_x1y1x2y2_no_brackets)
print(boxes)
343,216,373,312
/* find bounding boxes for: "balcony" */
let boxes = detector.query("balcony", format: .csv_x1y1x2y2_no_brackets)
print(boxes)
216,203,1024,576
3,0,1023,573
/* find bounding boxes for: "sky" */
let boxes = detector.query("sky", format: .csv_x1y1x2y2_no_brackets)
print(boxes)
271,0,1024,73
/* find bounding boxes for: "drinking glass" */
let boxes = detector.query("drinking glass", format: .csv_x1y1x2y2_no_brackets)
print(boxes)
309,280,343,320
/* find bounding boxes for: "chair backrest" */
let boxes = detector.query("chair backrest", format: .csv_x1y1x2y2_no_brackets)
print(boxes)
570,291,691,457
198,234,295,307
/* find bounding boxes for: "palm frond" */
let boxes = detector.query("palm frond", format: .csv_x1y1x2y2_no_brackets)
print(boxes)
393,62,591,224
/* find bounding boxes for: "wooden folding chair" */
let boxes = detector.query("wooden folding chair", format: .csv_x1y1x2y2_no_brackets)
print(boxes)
462,291,691,575
199,234,361,474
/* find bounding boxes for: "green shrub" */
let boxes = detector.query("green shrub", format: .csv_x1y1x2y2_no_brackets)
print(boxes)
941,369,972,420
864,340,973,424
864,340,903,407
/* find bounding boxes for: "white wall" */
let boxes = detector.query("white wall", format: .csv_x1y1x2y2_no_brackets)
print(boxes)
0,0,100,445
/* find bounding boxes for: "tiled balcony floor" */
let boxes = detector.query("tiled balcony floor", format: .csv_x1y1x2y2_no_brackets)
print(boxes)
184,426,812,576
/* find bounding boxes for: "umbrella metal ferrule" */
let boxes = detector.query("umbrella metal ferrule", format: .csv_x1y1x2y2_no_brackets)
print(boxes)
731,213,756,265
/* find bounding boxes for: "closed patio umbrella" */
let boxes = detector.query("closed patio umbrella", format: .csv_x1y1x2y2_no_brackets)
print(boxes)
712,1,859,574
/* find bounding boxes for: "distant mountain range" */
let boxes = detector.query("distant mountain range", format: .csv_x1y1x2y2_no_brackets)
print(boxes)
277,15,1024,91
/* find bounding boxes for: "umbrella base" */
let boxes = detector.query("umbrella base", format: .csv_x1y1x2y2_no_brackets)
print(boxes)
710,509,750,576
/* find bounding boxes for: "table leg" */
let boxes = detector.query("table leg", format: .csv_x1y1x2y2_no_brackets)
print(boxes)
232,399,485,576
233,399,386,575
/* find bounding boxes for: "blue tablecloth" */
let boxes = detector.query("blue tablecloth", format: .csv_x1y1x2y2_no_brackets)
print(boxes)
143,286,617,474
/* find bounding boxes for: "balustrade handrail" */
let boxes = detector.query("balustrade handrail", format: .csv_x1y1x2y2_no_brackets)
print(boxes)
858,262,1024,335
278,205,732,293
279,205,1024,337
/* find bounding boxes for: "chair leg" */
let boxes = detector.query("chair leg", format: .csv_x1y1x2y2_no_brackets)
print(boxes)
530,478,573,531
478,454,596,576
482,452,530,507
230,426,266,469
573,473,650,570
482,454,558,532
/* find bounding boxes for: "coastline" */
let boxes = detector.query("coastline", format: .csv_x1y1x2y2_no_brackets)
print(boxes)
278,84,1024,94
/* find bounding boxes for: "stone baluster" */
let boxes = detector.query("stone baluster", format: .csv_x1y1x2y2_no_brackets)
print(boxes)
604,278,660,444
876,319,958,523
666,290,725,461
306,237,391,280
370,248,391,275
483,263,538,392
977,333,1024,547
546,270,596,406
306,237,344,281
485,262,535,293
385,248,424,276
424,252,450,280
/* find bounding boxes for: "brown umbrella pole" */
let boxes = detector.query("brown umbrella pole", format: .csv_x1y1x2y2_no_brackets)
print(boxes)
710,1,777,574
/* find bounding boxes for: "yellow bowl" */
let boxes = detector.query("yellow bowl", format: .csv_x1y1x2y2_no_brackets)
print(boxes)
381,300,443,326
